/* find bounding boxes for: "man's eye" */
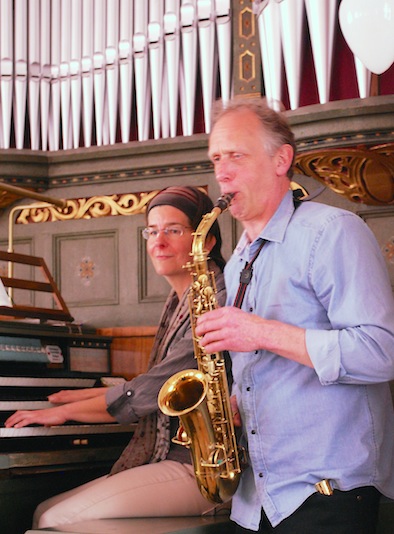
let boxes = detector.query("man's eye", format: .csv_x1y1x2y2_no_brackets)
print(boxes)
150,229,159,237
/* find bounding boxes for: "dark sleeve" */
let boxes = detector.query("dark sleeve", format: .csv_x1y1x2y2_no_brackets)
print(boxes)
106,317,196,424
106,267,228,425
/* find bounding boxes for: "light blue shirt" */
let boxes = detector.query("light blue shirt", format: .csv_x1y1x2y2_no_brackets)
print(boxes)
226,191,394,530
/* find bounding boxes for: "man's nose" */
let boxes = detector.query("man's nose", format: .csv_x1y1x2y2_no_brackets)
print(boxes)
215,160,232,184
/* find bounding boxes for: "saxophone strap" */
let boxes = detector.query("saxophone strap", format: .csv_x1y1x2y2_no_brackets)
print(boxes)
233,194,302,309
233,238,267,309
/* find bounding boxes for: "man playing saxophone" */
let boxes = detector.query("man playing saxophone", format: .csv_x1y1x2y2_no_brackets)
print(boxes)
196,97,394,534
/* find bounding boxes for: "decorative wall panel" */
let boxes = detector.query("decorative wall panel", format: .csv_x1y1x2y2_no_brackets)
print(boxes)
54,231,119,308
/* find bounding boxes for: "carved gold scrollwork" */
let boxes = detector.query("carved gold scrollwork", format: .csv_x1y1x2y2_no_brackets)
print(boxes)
294,144,394,205
16,191,159,224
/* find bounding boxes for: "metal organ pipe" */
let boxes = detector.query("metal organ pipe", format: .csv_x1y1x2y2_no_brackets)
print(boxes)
0,0,390,150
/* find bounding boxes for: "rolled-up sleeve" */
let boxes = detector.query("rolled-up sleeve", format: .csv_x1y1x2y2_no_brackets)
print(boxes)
306,213,394,385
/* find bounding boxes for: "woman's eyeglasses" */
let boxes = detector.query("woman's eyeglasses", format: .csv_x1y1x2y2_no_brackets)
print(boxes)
142,224,192,240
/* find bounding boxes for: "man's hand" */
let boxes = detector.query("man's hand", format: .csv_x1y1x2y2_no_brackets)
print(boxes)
195,307,263,353
196,306,312,367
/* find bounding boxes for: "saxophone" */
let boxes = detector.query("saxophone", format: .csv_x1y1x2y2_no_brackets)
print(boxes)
158,193,245,504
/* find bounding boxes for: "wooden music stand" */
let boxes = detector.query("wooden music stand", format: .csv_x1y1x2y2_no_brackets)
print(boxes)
0,250,73,323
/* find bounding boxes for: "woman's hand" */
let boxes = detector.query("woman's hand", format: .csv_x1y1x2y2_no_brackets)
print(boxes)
230,395,242,427
48,387,106,404
5,406,68,428
5,393,115,428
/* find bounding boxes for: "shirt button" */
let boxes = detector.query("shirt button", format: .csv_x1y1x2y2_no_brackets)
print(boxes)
259,473,263,478
126,391,132,396
249,307,253,312
246,387,251,391
251,429,256,435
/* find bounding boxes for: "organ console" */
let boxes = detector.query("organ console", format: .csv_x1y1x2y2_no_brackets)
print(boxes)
0,252,134,533
0,319,133,473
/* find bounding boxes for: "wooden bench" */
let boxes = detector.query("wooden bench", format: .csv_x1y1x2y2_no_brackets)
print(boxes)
24,514,235,533
25,499,394,534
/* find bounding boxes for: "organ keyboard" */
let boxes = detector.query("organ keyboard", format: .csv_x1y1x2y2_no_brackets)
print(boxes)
0,319,134,475
0,319,135,533
0,423,131,439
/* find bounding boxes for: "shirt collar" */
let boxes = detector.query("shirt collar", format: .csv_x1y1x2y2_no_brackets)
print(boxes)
235,190,296,257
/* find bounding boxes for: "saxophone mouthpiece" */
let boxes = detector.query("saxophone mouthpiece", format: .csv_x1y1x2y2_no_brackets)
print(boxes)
215,193,234,212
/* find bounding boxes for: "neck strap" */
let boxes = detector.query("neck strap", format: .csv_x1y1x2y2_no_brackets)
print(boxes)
233,239,267,309
232,194,301,309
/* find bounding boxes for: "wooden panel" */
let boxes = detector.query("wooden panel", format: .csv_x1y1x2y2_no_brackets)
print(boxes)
98,326,157,380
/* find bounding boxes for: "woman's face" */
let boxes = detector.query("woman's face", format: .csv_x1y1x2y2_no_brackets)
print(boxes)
146,205,194,295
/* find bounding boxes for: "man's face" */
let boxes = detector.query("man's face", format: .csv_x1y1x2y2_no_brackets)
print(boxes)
208,109,278,225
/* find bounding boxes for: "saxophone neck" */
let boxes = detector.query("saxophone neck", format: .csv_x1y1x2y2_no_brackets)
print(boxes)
190,194,233,264
190,213,216,264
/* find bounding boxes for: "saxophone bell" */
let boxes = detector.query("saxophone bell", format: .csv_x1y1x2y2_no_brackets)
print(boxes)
158,369,242,504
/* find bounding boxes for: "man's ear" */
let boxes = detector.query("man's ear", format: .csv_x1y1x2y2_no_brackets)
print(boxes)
275,144,294,176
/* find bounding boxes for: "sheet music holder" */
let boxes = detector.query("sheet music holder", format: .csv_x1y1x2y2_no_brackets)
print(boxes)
0,278,10,308
0,250,73,323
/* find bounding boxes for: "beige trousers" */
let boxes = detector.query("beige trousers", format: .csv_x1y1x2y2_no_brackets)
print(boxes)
34,461,219,529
